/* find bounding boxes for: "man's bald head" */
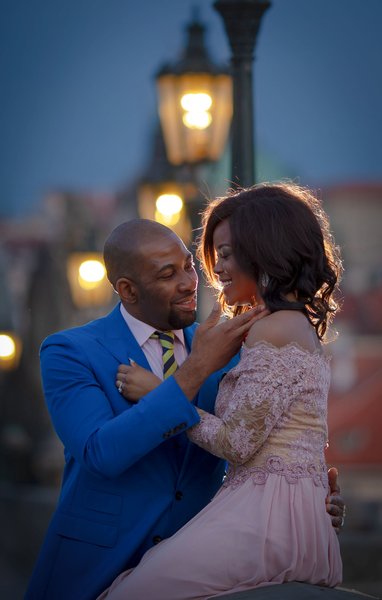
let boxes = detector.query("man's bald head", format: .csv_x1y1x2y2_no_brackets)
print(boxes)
103,219,179,287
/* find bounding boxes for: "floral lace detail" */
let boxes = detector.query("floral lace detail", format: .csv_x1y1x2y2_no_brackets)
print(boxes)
243,339,330,360
222,455,329,490
288,429,328,464
188,342,331,481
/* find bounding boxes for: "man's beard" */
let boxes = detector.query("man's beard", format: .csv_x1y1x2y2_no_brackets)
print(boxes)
168,307,197,330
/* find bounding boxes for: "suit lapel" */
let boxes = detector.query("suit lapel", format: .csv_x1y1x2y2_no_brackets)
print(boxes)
95,304,152,371
183,326,194,354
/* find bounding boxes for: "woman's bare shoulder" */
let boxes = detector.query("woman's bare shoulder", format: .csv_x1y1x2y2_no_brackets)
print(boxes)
246,310,320,352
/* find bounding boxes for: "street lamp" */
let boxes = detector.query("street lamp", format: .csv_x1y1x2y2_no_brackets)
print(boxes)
66,253,112,309
137,127,194,245
155,192,184,226
155,14,233,166
214,0,271,187
138,182,193,245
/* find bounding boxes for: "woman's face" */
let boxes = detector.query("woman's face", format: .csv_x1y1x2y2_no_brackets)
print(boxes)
212,219,259,306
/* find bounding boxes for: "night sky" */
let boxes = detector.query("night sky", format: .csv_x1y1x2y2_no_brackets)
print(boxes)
1,0,381,217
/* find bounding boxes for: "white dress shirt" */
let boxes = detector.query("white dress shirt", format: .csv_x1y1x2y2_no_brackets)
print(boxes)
120,304,188,380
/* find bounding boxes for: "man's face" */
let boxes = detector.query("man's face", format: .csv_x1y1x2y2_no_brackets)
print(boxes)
131,232,198,330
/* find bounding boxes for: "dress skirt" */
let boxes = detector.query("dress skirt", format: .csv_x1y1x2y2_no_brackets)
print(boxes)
98,474,342,599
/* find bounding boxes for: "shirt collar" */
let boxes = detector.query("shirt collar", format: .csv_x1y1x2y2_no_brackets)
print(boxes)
120,304,185,347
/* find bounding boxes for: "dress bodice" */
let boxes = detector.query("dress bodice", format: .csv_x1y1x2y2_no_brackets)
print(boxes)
188,341,331,489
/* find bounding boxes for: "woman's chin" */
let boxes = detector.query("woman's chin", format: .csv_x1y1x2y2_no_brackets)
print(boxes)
223,294,253,308
222,292,236,306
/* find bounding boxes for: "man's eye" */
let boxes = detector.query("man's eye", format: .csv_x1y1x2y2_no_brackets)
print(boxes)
160,272,174,279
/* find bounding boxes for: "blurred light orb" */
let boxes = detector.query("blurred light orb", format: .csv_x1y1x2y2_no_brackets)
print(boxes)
181,93,212,111
156,194,183,217
182,111,212,129
155,193,184,226
78,260,106,290
0,334,16,359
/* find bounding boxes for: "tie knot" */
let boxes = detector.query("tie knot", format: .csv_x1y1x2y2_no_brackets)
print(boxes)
150,331,175,346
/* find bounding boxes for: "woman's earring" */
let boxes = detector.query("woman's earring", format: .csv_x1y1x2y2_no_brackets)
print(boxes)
261,273,269,288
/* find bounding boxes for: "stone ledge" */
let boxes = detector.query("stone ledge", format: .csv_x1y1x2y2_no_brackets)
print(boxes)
216,582,379,599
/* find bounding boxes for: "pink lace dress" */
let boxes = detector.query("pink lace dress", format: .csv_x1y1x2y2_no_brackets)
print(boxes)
99,342,342,599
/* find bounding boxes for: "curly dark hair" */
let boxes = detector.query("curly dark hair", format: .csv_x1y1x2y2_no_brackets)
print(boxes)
198,182,343,340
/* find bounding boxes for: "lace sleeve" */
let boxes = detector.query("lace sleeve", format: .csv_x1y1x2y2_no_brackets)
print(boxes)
187,345,307,465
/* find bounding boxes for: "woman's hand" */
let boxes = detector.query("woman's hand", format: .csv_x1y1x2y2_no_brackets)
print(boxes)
116,359,161,402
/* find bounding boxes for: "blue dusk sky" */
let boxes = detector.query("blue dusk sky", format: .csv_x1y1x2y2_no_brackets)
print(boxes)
0,0,381,217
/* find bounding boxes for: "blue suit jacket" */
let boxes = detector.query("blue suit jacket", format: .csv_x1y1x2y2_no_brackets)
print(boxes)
25,304,239,600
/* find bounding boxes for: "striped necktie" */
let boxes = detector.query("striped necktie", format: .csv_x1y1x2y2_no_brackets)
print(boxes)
151,331,178,379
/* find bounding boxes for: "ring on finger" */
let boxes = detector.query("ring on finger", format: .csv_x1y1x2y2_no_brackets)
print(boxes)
118,381,124,394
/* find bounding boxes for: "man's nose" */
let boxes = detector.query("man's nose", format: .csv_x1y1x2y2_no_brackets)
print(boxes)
179,268,198,290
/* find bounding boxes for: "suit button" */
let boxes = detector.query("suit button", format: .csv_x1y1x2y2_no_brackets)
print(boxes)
175,490,183,501
152,535,162,545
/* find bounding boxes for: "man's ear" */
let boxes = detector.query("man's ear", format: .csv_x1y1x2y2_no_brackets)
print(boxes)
115,277,138,304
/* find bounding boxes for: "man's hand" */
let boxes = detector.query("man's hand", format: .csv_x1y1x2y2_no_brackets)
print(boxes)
175,303,269,400
116,360,161,402
326,467,346,534
191,302,269,377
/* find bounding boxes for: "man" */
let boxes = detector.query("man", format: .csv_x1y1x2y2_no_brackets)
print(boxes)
26,219,344,600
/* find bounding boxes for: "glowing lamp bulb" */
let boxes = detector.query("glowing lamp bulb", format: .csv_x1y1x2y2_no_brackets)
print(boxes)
181,93,212,112
180,93,212,130
0,334,16,359
156,194,183,217
78,260,106,290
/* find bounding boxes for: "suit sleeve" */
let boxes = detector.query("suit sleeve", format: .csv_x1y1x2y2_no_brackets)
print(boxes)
40,333,201,478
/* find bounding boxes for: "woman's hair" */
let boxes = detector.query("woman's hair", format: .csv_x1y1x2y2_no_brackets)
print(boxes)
198,182,343,340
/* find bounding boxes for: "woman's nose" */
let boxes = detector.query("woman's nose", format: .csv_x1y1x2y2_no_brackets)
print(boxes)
213,259,223,274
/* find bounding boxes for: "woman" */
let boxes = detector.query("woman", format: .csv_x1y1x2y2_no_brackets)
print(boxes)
99,182,343,599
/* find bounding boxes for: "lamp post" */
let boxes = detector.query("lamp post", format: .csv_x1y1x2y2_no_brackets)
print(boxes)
153,11,234,248
152,12,234,320
213,0,271,187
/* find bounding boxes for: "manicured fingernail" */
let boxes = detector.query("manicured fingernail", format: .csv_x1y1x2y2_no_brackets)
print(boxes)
128,357,136,365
